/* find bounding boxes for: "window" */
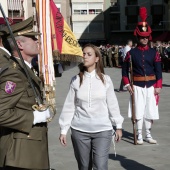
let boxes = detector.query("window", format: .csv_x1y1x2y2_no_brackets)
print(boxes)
73,21,103,33
8,11,21,18
72,3,88,15
151,15,163,29
127,16,138,24
126,0,138,5
151,5,164,15
88,3,103,14
8,0,24,18
73,22,88,33
72,3,103,15
110,14,120,30
125,6,139,15
89,9,102,14
126,16,138,30
152,15,163,26
152,0,163,4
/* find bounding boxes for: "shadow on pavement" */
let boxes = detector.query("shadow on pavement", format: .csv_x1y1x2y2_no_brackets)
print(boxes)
122,130,135,145
162,84,170,87
109,154,155,170
114,89,128,93
112,126,134,144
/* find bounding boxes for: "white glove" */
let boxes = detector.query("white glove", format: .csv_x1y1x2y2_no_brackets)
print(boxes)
33,108,51,125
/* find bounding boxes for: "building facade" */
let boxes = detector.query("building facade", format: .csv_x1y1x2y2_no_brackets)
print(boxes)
0,0,169,45
0,0,71,25
106,0,170,44
71,0,107,45
0,0,25,22
168,0,170,30
70,0,170,45
53,0,71,26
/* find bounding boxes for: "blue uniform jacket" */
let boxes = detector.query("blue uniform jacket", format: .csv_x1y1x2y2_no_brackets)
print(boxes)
122,45,162,88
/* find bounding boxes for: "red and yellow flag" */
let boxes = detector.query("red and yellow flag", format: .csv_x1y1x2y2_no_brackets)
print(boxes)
50,0,83,61
35,0,82,106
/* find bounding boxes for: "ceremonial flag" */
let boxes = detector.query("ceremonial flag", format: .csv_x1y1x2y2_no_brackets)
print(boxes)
50,0,83,61
35,0,82,107
36,0,56,106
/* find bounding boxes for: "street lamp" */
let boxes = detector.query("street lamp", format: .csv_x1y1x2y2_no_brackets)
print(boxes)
159,21,170,26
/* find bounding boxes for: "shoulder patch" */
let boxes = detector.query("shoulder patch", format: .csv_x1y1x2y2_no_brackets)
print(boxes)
5,81,16,94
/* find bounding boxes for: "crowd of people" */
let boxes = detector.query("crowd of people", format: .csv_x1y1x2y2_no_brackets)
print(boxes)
99,42,135,68
152,40,170,72
98,40,170,72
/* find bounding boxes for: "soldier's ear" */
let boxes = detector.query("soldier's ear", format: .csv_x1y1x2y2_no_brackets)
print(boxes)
16,40,23,50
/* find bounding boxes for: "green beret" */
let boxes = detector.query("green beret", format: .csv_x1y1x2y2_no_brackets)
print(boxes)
0,16,41,37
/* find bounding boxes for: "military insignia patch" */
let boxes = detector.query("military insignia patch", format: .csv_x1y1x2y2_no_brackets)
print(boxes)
13,62,17,69
5,81,16,94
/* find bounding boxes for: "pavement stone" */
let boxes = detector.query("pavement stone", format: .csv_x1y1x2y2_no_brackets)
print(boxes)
48,66,170,170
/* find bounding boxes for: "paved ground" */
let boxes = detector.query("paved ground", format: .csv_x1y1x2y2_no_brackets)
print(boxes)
48,66,170,170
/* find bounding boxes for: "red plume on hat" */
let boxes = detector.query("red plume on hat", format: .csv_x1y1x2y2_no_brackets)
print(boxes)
139,7,147,22
134,7,152,40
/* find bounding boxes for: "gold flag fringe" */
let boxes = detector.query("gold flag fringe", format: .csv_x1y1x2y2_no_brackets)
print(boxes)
44,81,56,108
53,50,83,62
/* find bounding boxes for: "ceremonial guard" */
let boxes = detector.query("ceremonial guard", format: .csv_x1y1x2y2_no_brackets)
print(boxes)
122,7,162,145
0,17,50,169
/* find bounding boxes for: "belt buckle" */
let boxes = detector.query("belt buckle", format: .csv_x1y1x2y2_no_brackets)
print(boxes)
145,75,148,81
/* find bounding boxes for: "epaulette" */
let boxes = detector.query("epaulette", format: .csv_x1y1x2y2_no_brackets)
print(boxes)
9,58,28,78
9,57,20,69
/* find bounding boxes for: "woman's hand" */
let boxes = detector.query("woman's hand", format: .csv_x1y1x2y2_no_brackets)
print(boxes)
115,129,122,142
59,134,67,146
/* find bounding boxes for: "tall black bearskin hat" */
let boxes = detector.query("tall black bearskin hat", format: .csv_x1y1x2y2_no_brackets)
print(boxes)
134,7,152,40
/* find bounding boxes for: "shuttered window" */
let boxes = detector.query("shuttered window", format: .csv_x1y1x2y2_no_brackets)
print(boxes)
8,0,23,10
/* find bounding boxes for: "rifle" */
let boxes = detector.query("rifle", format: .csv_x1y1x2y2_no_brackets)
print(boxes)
129,55,137,145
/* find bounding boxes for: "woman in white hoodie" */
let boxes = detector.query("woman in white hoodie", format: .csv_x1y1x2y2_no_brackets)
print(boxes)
59,44,124,170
